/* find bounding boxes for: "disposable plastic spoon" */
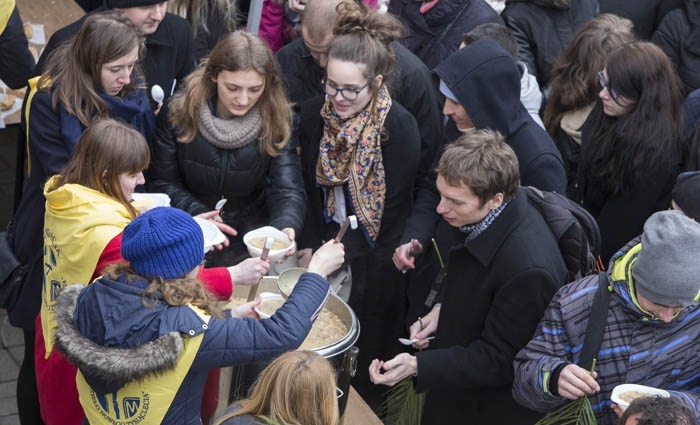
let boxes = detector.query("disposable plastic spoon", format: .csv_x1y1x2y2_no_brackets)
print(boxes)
151,84,165,107
398,336,435,346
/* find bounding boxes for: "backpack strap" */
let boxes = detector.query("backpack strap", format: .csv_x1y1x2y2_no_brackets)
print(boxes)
579,272,611,371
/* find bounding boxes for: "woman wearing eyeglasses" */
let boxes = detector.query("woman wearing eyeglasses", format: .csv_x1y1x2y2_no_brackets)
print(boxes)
148,31,306,268
543,14,635,199
294,0,421,404
578,41,684,263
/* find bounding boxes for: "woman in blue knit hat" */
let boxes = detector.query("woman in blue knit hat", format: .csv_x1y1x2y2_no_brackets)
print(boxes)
36,118,271,425
53,206,345,425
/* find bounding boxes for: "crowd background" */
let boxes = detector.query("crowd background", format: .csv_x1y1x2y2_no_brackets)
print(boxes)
2,0,700,424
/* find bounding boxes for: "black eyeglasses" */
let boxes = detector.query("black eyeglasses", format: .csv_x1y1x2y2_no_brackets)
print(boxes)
321,78,370,101
597,70,621,102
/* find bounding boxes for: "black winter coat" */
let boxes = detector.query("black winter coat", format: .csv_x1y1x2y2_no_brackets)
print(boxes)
296,95,421,392
35,9,195,106
276,38,443,182
502,0,598,87
148,101,307,238
652,4,700,95
578,104,681,263
600,0,682,40
0,4,35,89
389,0,503,70
415,188,568,424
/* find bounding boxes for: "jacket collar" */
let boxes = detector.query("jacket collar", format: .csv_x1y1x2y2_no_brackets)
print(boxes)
459,188,526,267
54,284,184,394
145,13,176,47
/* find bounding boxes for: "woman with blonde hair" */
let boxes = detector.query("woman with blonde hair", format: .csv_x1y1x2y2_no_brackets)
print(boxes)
215,351,339,425
295,0,421,404
149,30,306,269
543,14,635,198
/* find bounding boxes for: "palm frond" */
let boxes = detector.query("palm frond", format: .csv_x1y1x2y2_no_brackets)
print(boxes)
377,378,424,425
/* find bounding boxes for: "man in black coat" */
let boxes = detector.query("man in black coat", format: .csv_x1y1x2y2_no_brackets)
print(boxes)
371,129,568,424
276,0,443,181
34,0,194,107
393,40,566,313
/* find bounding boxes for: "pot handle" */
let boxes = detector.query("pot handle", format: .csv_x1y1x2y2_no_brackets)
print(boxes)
346,346,359,378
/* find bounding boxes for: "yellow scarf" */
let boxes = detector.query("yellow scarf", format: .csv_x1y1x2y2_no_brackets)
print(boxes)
77,306,210,425
316,85,391,242
41,177,133,356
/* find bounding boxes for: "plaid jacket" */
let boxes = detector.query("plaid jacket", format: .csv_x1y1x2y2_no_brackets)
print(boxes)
512,237,700,425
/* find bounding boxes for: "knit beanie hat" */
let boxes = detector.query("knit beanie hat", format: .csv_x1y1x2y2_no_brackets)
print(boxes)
121,207,204,280
106,0,166,9
632,210,700,307
672,171,700,221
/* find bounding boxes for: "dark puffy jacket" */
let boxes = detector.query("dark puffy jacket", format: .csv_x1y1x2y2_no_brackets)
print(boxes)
502,0,598,86
35,8,194,106
147,101,306,235
652,1,700,95
54,272,330,425
0,4,34,89
389,0,503,69
600,0,683,39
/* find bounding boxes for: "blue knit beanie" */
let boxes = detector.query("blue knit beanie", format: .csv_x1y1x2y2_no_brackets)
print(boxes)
121,207,204,280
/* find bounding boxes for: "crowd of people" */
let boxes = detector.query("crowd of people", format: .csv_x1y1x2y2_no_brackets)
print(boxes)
2,0,700,424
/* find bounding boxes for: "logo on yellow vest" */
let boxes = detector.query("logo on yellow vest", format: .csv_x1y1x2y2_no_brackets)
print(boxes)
90,389,150,425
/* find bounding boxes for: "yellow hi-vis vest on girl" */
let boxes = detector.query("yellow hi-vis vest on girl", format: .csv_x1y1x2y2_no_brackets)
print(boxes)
41,178,132,356
76,307,210,425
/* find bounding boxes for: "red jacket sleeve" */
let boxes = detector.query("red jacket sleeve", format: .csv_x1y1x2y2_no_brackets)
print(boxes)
92,233,124,281
92,232,233,300
197,267,232,300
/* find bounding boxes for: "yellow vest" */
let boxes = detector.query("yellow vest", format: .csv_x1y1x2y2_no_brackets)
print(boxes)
76,307,210,425
41,177,133,356
0,0,14,34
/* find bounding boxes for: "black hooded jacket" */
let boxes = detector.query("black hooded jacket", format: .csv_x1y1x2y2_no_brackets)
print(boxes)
403,38,566,248
436,39,566,194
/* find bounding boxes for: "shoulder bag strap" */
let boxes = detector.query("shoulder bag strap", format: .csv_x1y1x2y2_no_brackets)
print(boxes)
578,272,611,371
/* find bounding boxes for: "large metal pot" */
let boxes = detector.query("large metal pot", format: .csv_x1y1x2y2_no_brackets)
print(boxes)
230,277,361,416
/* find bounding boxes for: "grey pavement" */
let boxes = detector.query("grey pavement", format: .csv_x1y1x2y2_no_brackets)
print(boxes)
1,124,23,425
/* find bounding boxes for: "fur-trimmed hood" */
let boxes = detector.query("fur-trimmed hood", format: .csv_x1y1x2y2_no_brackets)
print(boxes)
54,283,186,395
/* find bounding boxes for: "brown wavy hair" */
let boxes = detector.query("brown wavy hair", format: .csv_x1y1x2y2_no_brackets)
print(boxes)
38,10,146,127
102,262,224,318
168,31,291,156
213,350,339,425
47,118,150,219
543,14,635,137
327,0,404,121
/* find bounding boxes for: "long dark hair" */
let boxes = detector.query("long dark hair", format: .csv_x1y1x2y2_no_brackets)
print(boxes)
580,42,683,195
543,14,635,137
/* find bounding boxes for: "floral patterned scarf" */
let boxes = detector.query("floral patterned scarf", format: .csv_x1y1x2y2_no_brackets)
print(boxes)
316,85,392,242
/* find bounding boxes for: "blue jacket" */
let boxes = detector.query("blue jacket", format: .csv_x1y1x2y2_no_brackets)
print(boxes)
513,237,700,424
54,272,330,424
8,86,154,329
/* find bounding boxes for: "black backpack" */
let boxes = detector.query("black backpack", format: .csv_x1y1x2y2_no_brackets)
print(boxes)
523,186,603,281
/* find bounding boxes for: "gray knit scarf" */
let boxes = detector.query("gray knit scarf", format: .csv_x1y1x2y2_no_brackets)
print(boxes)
460,201,509,243
198,103,262,149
